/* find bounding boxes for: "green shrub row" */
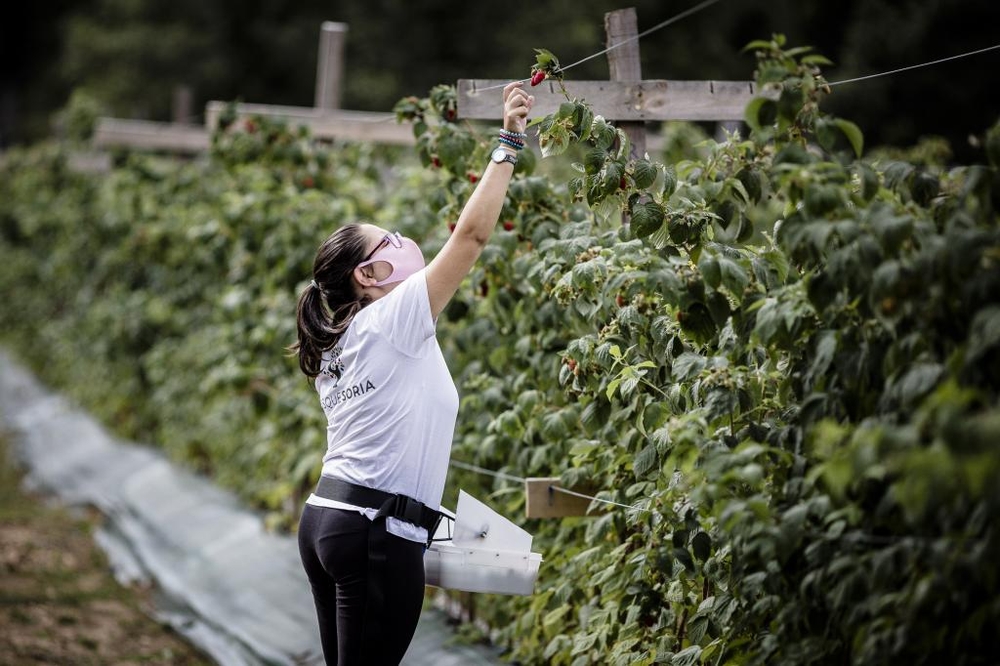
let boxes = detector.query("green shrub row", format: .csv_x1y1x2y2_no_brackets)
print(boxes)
2,39,999,664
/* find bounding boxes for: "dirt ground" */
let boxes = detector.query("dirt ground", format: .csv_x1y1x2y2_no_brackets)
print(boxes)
0,434,212,665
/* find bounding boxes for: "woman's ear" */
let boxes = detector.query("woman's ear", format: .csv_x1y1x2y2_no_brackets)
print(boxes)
353,264,376,288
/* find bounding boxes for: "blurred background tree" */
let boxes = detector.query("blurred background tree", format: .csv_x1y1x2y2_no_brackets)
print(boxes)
2,0,998,161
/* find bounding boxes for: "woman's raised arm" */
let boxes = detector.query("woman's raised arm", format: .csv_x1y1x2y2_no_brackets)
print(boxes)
425,81,533,319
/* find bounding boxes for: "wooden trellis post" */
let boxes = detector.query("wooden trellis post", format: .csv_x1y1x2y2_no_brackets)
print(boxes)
315,22,348,110
606,8,646,161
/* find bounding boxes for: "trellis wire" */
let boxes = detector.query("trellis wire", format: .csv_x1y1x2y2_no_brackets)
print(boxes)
449,459,650,512
828,42,1000,87
475,0,727,93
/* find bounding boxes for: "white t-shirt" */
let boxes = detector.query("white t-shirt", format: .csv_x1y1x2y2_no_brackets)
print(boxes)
305,268,459,543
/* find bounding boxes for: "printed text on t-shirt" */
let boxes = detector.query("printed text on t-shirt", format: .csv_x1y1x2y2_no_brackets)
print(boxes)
322,379,377,410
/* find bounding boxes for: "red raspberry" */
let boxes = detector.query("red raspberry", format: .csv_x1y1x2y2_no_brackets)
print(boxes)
616,294,625,308
503,220,515,231
432,156,442,168
620,176,628,190
446,108,457,120
448,222,457,233
530,70,546,86
468,173,479,184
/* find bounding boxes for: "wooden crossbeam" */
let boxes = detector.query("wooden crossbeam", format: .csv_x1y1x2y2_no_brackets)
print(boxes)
93,118,210,153
458,79,759,123
204,101,415,145
66,151,112,174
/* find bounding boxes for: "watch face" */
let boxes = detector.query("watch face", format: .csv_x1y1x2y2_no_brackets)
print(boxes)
491,148,506,162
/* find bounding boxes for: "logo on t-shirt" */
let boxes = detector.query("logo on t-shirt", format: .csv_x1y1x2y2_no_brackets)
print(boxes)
319,345,378,411
321,346,345,380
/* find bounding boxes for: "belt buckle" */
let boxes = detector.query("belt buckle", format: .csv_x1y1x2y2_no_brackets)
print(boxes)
396,495,424,525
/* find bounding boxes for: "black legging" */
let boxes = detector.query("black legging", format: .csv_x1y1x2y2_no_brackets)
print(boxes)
298,504,425,665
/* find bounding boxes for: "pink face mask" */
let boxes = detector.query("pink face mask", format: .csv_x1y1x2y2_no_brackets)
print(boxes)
356,232,425,286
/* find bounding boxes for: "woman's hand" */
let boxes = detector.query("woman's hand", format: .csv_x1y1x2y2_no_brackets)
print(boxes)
502,81,534,135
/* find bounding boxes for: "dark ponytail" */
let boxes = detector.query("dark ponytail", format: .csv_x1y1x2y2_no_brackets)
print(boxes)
291,224,370,378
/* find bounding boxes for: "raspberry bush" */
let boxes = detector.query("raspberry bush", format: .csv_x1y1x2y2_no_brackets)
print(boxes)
2,39,999,665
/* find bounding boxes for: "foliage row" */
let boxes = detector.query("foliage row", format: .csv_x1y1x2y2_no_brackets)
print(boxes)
2,39,999,664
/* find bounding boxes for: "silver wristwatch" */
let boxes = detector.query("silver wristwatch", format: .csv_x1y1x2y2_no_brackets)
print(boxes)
490,146,518,166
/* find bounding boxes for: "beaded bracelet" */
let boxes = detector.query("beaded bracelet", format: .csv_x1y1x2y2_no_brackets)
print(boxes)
500,128,527,140
499,130,525,145
498,135,524,150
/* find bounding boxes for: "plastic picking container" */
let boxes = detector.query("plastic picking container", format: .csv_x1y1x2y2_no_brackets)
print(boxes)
423,491,542,596
424,542,542,595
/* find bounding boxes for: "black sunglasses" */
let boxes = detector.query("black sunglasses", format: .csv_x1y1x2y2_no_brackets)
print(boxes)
360,231,402,263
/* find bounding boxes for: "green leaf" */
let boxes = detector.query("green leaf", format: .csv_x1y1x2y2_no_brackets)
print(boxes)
632,159,657,189
858,162,880,201
718,257,750,294
572,632,598,655
634,443,658,478
436,132,466,167
574,104,595,141
591,117,617,150
692,531,711,561
987,119,1000,168
777,85,804,123
815,117,839,153
743,39,775,52
584,148,606,175
699,255,721,289
745,97,778,132
736,168,763,203
602,161,626,196
806,329,837,388
614,128,632,161
967,305,1000,363
630,200,666,239
889,362,944,407
673,547,695,572
534,48,560,68
833,118,864,157
774,142,813,165
661,166,678,198
671,645,702,666
785,46,815,57
753,297,781,342
543,604,571,629
736,214,755,242
540,122,572,158
687,615,710,644
801,54,835,66
672,352,706,380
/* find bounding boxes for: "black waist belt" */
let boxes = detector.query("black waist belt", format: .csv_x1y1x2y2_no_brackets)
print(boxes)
314,476,442,535
314,476,443,659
